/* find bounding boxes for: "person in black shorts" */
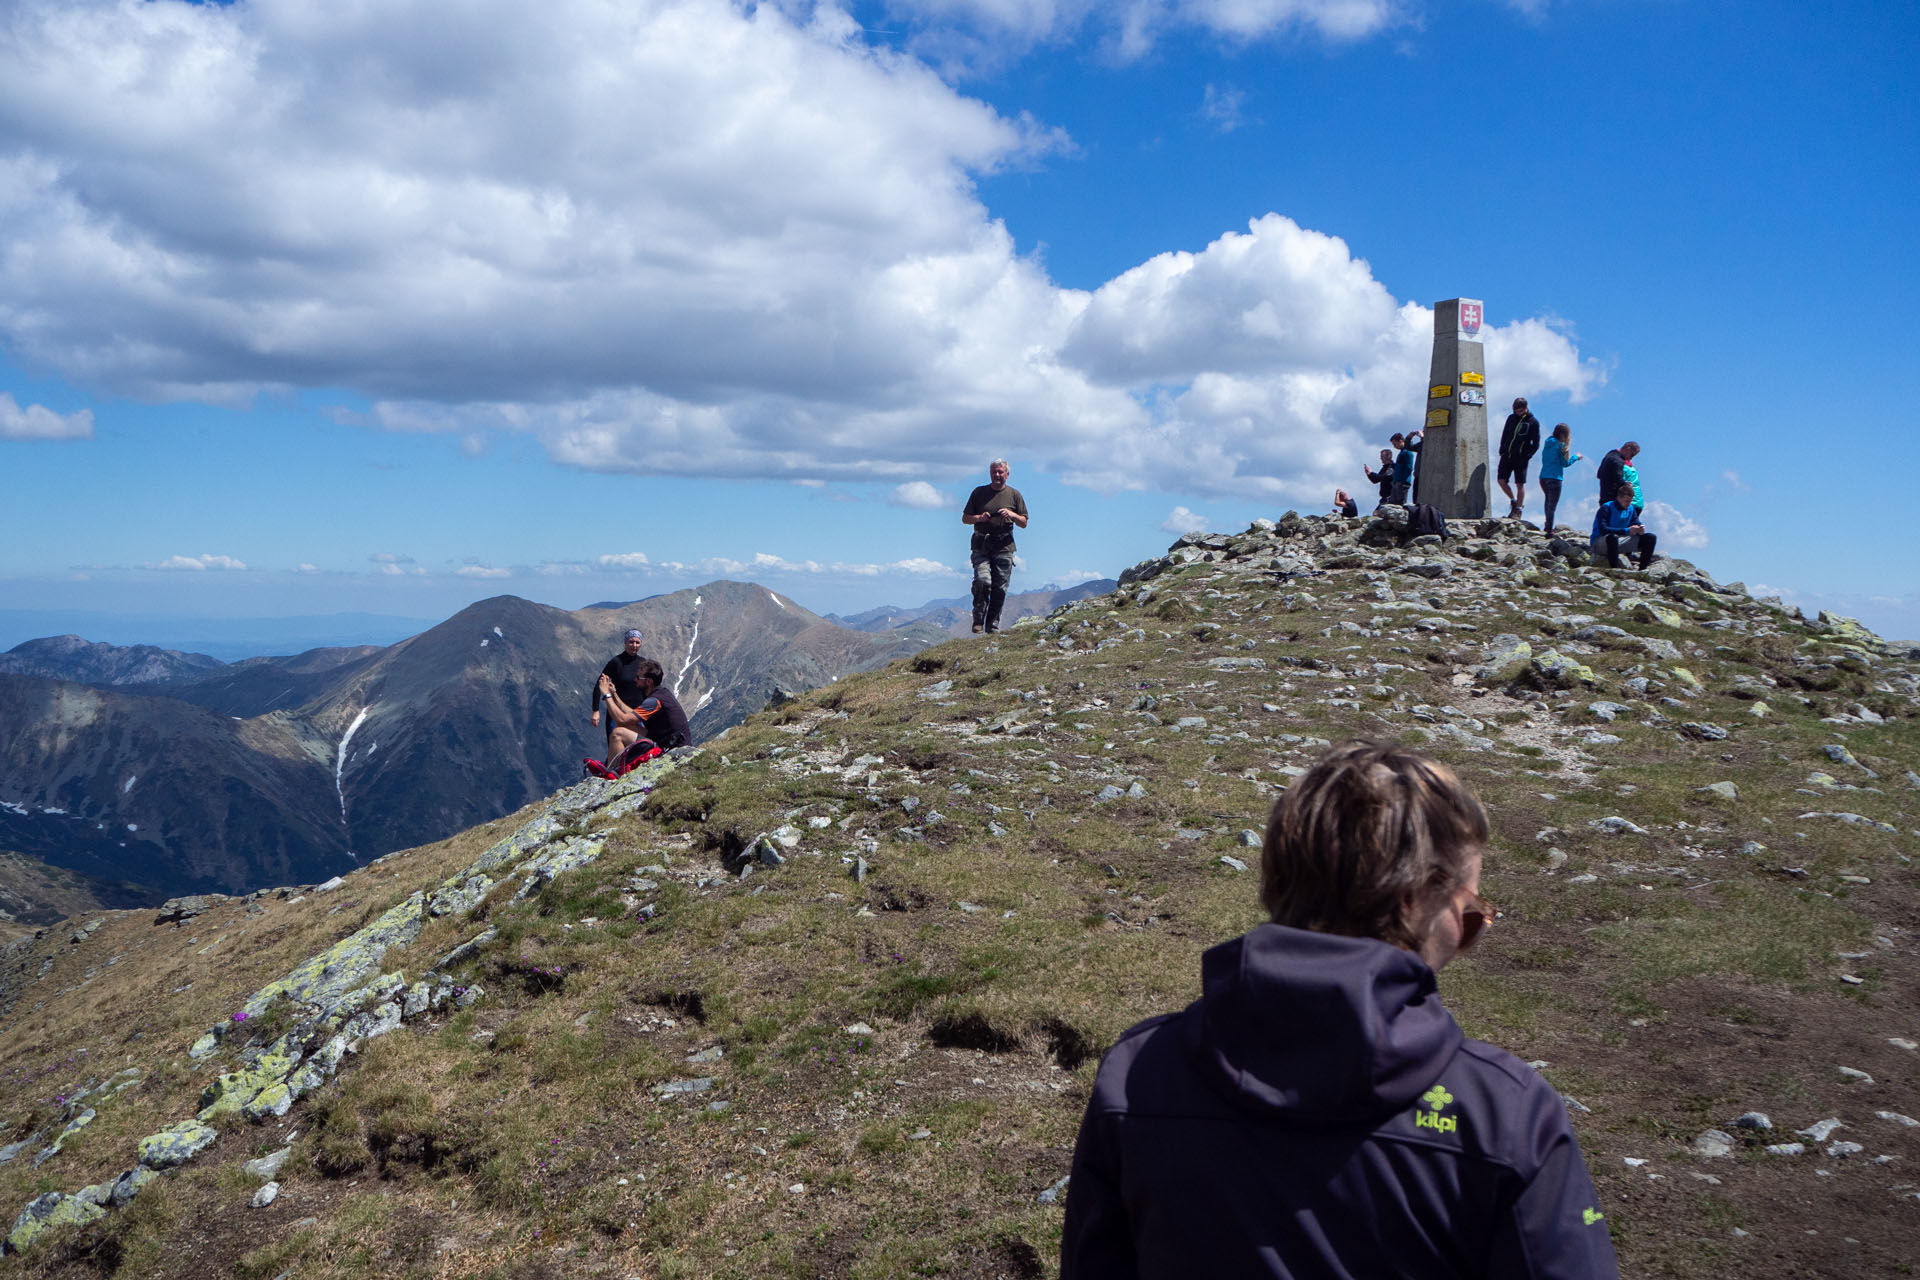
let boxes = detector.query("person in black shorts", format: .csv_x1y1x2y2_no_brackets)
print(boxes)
1497,397,1542,519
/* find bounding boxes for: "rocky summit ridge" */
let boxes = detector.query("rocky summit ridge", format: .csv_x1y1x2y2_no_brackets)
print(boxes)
0,508,1914,1278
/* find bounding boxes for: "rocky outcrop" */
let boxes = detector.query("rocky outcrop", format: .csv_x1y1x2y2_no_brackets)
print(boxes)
2,752,679,1253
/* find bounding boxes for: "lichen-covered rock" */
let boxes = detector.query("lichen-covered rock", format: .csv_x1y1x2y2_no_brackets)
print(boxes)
1626,600,1686,628
5,1192,104,1254
197,1051,296,1122
1474,635,1532,685
286,1034,352,1101
34,1107,94,1165
515,835,608,899
138,1120,217,1170
187,1032,220,1061
428,874,494,918
236,892,425,1024
1532,650,1596,688
242,1083,293,1121
402,980,433,1019
107,1166,158,1207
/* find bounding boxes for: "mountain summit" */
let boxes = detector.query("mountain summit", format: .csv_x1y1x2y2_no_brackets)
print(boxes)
0,511,1913,1277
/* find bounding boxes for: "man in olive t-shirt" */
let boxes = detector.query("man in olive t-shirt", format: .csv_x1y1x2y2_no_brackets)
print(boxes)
960,458,1028,634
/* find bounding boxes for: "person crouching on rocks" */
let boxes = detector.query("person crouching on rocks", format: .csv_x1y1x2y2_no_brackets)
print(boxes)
1060,741,1619,1280
1590,482,1657,569
1333,489,1359,519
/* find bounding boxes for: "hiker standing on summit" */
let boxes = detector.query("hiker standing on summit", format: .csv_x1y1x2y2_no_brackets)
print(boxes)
961,458,1028,634
1497,397,1542,520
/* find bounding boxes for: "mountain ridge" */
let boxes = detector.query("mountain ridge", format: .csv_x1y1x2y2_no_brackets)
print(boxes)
0,513,1913,1277
0,583,934,894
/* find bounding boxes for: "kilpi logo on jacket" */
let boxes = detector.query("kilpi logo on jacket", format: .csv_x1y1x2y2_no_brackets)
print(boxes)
1415,1085,1459,1135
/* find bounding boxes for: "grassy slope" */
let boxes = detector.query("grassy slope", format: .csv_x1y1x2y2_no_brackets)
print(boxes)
0,515,1915,1279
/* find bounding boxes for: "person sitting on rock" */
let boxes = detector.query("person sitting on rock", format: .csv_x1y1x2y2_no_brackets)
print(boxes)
1363,448,1395,510
1332,489,1359,519
1060,740,1618,1280
595,673,664,772
633,658,691,750
1590,482,1657,569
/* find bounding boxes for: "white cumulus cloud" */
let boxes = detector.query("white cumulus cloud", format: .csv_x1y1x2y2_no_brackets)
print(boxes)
0,392,92,440
890,480,950,510
598,552,653,571
145,553,245,571
1642,499,1708,550
1159,506,1210,534
0,0,1595,512
368,552,423,576
455,563,512,579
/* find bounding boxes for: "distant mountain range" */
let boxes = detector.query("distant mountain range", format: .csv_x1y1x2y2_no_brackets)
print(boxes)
826,579,1117,635
0,583,934,899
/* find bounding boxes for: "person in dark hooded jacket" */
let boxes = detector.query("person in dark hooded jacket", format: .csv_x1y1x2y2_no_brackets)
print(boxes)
1061,740,1618,1280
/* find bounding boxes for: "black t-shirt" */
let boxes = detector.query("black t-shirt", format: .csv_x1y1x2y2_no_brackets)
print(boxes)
596,651,648,713
647,686,693,750
963,483,1027,554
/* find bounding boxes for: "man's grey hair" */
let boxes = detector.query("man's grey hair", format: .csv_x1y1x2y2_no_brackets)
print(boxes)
989,458,1009,470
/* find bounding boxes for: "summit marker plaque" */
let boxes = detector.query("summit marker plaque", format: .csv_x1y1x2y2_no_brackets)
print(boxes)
1413,299,1490,518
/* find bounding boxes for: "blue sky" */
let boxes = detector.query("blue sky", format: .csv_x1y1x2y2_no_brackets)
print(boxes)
2,0,1915,646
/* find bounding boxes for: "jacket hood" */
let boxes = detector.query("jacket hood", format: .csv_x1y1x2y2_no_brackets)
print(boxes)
1190,924,1464,1123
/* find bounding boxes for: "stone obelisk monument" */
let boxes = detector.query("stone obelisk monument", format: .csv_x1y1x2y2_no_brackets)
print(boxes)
1412,298,1491,518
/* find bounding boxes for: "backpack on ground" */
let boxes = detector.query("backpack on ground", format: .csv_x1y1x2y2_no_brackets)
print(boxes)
582,739,663,780
1404,503,1449,540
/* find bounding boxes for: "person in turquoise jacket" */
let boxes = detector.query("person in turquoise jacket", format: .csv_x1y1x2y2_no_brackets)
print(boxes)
1620,460,1643,508
1536,423,1583,534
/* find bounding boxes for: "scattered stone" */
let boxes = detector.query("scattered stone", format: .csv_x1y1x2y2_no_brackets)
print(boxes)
1731,1112,1772,1132
1876,1111,1918,1128
1690,1129,1736,1158
1765,1143,1805,1157
251,1182,279,1208
1590,816,1649,836
1588,701,1630,722
315,876,347,892
1796,1118,1844,1143
1036,1175,1071,1205
1823,744,1877,777
653,1078,714,1097
138,1121,217,1170
1696,782,1738,801
1825,1141,1865,1158
844,1022,874,1036
5,1192,104,1254
243,1148,292,1181
1837,1066,1873,1084
1474,635,1532,685
1218,856,1249,872
1681,722,1728,742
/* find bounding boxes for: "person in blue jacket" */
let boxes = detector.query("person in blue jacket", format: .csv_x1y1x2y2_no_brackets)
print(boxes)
1061,740,1619,1280
1537,423,1583,534
1590,483,1656,569
1390,430,1423,505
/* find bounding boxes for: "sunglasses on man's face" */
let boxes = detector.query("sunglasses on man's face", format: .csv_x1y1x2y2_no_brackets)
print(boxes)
1458,893,1499,951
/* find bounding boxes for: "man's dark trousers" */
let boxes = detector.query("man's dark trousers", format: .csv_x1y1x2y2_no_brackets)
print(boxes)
972,551,1014,632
